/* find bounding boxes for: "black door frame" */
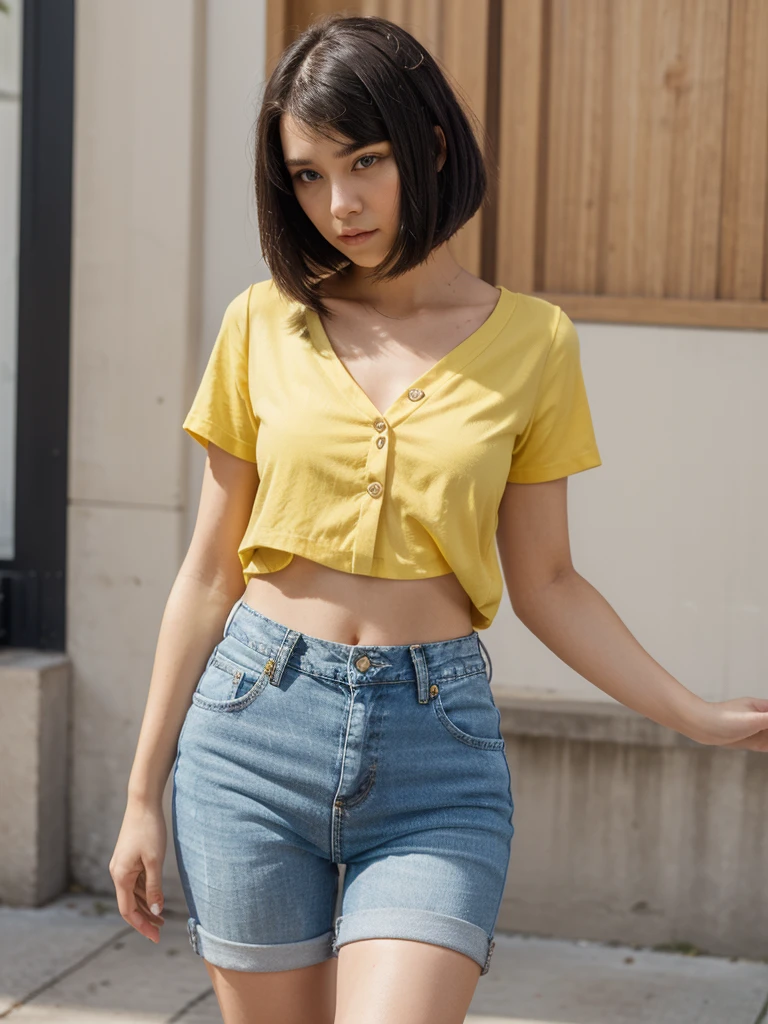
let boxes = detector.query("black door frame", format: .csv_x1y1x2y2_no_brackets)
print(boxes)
0,0,75,650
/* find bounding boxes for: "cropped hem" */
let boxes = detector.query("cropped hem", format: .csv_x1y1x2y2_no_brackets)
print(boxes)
186,917,334,973
331,907,495,976
241,529,451,580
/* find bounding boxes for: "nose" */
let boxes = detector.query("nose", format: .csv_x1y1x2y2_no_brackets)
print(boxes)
329,180,362,220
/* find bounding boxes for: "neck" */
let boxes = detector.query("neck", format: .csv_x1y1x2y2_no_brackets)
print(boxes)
331,244,468,315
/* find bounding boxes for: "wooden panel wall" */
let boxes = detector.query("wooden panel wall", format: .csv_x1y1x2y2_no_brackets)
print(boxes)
266,1,768,328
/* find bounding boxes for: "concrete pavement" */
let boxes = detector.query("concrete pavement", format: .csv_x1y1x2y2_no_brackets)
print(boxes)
1,894,766,1022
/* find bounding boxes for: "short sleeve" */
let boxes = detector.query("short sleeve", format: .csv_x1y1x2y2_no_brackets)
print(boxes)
507,308,602,483
182,287,259,462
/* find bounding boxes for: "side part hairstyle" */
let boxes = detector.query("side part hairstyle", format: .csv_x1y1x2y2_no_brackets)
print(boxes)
254,13,489,318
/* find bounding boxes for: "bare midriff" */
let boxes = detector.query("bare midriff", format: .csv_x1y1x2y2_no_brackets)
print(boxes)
242,554,474,646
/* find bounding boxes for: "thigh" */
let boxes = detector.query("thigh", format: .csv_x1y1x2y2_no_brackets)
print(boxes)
331,670,515,978
205,957,337,1024
334,938,480,1024
172,641,342,972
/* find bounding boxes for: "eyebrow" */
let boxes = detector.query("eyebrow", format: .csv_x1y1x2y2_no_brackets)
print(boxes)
283,141,380,168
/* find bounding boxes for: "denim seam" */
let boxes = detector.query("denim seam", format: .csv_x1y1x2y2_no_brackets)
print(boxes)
431,693,506,750
481,937,496,975
191,669,270,713
286,665,490,687
343,761,377,809
330,687,357,862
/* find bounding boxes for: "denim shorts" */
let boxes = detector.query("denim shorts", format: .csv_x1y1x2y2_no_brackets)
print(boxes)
171,598,515,976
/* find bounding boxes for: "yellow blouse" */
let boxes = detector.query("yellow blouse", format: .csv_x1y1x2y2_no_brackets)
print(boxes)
183,278,601,629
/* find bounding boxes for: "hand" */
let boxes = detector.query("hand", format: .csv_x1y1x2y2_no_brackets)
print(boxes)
109,800,167,943
688,697,768,751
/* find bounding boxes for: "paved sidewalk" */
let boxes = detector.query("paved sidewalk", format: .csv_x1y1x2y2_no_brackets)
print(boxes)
1,894,766,1022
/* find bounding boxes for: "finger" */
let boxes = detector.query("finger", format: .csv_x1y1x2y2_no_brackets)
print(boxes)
141,857,165,934
135,892,166,924
112,869,161,942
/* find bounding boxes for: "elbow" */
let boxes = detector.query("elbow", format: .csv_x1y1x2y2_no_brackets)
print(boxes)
508,565,578,622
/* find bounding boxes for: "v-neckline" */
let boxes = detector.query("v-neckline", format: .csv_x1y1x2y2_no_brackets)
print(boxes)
304,284,518,425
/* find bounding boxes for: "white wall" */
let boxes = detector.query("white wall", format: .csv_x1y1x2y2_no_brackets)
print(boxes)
486,320,768,706
185,0,269,547
0,0,23,560
68,0,267,895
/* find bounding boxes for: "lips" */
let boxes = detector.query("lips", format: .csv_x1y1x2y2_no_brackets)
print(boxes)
339,229,376,239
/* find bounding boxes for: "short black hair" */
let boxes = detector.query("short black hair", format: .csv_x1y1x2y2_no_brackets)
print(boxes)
254,13,489,318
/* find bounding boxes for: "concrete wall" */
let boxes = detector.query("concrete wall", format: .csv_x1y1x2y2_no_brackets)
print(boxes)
0,649,71,906
495,693,768,959
68,0,266,897
185,0,271,545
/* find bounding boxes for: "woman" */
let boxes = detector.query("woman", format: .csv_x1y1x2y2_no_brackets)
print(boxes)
109,13,768,1024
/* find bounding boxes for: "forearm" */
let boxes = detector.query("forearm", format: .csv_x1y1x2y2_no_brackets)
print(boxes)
126,569,243,807
513,569,708,741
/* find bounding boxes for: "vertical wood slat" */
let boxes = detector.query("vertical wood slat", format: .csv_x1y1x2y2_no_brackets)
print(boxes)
495,0,546,292
265,0,289,77
544,0,610,295
612,0,681,298
509,0,740,304
665,0,729,301
437,1,490,275
555,0,686,299
602,0,638,299
599,0,730,301
720,0,768,301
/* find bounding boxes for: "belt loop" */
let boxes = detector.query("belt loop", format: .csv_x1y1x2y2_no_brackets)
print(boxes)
477,635,493,686
222,596,244,638
268,627,302,687
409,644,430,704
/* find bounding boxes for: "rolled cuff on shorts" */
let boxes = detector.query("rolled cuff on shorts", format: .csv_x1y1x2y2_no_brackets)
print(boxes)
331,907,496,975
187,917,335,972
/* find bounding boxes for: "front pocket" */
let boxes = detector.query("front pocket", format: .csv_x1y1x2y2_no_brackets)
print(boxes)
192,650,270,712
431,672,506,751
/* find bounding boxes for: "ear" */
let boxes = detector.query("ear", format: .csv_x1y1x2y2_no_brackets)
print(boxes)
434,125,447,172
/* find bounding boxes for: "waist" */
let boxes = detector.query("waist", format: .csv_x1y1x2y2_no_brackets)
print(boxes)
243,555,474,646
224,597,487,685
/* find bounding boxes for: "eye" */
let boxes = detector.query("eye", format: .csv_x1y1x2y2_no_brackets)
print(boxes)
355,154,380,170
293,153,383,185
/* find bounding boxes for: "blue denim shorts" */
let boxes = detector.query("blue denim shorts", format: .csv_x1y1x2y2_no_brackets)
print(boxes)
172,598,515,976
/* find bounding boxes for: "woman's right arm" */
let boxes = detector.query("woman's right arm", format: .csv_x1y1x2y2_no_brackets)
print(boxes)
109,443,260,941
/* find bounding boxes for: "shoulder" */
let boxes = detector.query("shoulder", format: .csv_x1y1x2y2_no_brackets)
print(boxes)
216,278,299,337
506,291,580,356
243,277,305,328
508,290,562,332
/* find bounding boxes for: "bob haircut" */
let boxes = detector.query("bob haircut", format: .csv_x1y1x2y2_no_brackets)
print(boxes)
254,13,489,319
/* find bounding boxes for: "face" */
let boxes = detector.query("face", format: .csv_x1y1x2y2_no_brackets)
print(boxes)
279,112,401,268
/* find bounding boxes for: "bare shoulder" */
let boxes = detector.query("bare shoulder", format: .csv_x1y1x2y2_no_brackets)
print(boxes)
463,275,501,304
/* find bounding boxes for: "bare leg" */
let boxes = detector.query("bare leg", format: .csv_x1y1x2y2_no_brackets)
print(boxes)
333,939,482,1024
204,956,337,1024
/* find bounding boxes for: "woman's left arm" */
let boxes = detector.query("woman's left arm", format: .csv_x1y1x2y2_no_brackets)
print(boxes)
497,477,768,751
